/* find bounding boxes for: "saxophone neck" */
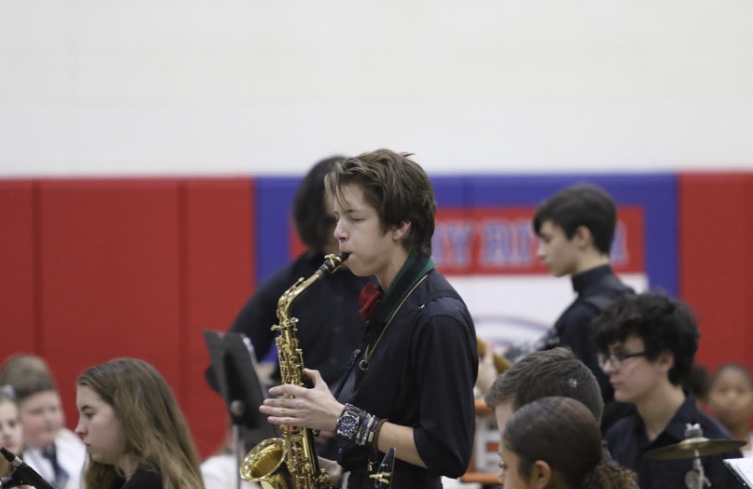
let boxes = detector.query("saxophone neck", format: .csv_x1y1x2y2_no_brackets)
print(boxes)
276,253,350,322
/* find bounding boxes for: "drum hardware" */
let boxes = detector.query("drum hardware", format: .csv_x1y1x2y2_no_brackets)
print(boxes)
643,423,746,489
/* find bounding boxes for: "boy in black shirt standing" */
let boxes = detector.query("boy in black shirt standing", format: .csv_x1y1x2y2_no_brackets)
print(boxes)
532,183,634,432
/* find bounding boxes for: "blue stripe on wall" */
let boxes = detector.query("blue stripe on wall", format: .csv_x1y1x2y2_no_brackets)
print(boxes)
256,173,678,296
254,177,302,284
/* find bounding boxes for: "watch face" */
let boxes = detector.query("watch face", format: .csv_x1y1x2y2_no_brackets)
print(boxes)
337,413,359,438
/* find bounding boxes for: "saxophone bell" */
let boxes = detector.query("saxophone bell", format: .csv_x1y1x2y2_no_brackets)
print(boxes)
239,438,292,488
240,253,349,489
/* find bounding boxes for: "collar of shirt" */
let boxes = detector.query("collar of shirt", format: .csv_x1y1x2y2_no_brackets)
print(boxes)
632,395,697,449
571,264,614,295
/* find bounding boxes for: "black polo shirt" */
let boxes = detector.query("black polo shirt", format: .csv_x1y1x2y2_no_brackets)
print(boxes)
605,396,744,489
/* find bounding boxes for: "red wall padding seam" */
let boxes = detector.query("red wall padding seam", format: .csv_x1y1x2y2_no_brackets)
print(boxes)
0,178,255,458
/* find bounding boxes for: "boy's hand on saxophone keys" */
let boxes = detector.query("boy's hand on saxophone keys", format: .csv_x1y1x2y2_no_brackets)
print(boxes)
261,368,345,432
317,457,344,488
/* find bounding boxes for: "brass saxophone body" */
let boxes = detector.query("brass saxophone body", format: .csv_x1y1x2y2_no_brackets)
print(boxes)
240,253,350,489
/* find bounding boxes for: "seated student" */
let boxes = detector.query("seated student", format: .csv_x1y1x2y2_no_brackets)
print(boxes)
0,386,26,486
707,363,753,457
0,354,86,489
501,396,636,489
75,358,204,489
484,347,606,438
593,292,743,489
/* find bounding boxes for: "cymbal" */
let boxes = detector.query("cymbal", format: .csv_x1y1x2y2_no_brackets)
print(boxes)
644,437,746,460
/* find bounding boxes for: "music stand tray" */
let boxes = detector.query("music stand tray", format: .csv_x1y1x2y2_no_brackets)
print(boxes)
203,330,279,443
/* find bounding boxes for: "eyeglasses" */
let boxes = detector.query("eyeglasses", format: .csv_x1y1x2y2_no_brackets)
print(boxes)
598,350,647,368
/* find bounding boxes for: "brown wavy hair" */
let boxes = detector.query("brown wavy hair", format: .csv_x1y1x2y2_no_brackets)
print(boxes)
77,358,203,489
325,148,436,256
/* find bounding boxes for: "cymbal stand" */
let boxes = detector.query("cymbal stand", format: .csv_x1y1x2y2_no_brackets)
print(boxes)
684,424,710,489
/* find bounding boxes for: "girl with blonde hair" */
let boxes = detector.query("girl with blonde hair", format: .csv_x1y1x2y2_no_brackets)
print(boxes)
75,358,203,489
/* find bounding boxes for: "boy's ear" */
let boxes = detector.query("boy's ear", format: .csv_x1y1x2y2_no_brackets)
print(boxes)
573,225,594,248
656,350,675,375
531,460,552,489
392,221,411,241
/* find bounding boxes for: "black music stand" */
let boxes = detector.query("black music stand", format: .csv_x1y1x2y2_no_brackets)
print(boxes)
203,330,279,489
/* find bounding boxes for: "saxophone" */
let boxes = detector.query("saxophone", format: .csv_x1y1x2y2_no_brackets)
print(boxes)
240,252,349,489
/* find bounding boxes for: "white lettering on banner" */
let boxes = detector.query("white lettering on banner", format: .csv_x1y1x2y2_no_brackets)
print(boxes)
433,209,640,274
432,220,473,267
479,219,534,267
611,221,629,266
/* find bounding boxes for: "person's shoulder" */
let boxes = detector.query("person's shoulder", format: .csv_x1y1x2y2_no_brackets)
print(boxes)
416,272,468,314
558,300,600,327
124,468,163,489
605,412,640,441
258,251,320,287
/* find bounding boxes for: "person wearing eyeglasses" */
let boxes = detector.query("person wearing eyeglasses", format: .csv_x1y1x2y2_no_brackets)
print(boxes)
593,292,743,489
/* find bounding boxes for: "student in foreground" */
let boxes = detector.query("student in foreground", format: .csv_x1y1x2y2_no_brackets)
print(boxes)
259,149,478,488
500,396,636,489
75,358,204,489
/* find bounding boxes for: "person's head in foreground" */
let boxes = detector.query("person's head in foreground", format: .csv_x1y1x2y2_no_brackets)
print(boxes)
500,396,636,489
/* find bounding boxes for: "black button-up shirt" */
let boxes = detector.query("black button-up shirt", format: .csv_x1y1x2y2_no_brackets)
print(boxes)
339,266,478,489
605,396,744,489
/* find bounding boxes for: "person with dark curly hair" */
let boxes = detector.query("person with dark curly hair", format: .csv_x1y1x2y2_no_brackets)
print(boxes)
500,396,637,489
593,292,743,489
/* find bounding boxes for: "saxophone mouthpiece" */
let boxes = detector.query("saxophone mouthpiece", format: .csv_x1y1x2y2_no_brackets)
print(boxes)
318,253,350,276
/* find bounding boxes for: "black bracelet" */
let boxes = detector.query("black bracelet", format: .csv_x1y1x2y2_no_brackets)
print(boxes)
357,413,376,446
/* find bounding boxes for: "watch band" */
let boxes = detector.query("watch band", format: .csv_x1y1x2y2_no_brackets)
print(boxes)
336,403,364,441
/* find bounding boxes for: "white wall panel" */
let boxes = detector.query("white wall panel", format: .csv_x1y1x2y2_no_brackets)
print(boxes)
1,0,751,176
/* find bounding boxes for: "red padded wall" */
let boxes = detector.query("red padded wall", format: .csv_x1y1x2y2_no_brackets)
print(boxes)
37,179,184,433
679,173,753,373
0,178,255,458
183,179,255,456
0,181,37,355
